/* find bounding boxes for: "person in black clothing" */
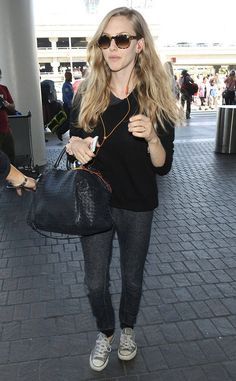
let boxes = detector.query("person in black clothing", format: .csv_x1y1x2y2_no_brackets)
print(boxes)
66,7,180,372
40,80,65,141
56,71,74,140
0,68,16,163
0,150,36,195
179,69,194,119
224,70,236,105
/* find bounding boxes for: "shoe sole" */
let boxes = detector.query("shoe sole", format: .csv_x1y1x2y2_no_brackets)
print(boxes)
89,355,109,372
118,346,137,361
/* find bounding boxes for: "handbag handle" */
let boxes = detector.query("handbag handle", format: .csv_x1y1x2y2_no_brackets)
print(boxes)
53,146,73,170
52,146,87,172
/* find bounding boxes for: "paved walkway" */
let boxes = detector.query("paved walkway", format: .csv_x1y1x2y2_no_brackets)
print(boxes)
1,114,236,380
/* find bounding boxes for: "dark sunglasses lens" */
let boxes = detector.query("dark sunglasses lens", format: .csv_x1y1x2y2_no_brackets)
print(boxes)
115,35,130,48
98,35,110,49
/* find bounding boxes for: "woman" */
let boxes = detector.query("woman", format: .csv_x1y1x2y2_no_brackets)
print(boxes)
0,150,36,194
198,77,209,110
208,78,218,109
66,7,180,372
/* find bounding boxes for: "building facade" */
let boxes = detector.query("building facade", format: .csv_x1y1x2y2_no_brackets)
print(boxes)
35,0,159,83
34,0,236,94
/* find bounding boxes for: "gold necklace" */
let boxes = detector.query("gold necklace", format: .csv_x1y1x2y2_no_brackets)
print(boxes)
90,96,131,165
100,96,131,145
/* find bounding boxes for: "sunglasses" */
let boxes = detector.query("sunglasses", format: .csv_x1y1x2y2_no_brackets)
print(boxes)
98,34,139,49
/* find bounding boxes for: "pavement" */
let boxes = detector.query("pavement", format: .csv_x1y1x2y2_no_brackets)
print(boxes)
0,111,236,381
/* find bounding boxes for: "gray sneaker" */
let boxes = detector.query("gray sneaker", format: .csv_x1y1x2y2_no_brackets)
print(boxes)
118,328,137,361
89,332,113,372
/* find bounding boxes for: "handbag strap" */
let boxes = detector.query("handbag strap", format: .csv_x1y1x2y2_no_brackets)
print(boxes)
53,146,67,168
75,166,112,192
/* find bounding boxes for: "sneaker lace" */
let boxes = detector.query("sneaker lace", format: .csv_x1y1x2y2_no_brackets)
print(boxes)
94,334,112,358
120,333,135,350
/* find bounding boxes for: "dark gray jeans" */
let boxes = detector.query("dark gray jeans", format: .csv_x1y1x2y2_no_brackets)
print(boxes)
81,207,153,333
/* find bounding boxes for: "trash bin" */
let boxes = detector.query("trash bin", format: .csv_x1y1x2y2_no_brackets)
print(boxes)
215,105,236,153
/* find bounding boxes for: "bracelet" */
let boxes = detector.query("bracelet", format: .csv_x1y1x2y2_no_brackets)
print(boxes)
14,176,28,188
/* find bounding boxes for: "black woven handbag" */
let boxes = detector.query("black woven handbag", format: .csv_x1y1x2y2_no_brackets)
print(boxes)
27,148,113,237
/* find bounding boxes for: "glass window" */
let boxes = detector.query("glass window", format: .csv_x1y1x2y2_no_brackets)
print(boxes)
39,63,53,72
57,38,69,48
71,37,88,48
37,38,51,48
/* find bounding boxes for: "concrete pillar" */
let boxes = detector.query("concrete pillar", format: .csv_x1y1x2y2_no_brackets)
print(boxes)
51,60,60,74
0,0,46,166
68,37,73,72
49,37,58,50
49,39,60,74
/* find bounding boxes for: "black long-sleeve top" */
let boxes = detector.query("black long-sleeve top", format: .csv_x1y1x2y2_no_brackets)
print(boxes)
70,91,174,211
0,150,10,184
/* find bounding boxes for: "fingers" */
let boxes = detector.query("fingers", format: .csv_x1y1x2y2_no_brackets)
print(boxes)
77,151,94,165
65,143,73,155
128,114,151,130
15,177,36,196
26,178,37,191
129,114,149,123
16,188,22,196
66,137,95,164
69,136,82,142
128,114,153,137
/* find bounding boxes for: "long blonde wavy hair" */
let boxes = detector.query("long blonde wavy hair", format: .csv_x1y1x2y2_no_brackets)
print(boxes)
75,7,181,132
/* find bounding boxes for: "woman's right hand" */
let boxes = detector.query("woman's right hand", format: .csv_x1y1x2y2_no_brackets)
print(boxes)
66,136,95,164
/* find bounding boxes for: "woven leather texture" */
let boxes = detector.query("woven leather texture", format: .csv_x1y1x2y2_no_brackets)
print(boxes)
28,167,113,236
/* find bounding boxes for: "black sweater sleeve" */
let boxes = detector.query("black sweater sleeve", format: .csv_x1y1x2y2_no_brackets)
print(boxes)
0,150,11,183
70,93,85,138
153,120,175,176
68,96,87,163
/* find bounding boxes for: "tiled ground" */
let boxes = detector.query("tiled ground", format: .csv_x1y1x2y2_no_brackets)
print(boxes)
0,128,236,380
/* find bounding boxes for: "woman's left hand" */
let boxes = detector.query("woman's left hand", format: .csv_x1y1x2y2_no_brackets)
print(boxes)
15,177,37,196
128,114,159,144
